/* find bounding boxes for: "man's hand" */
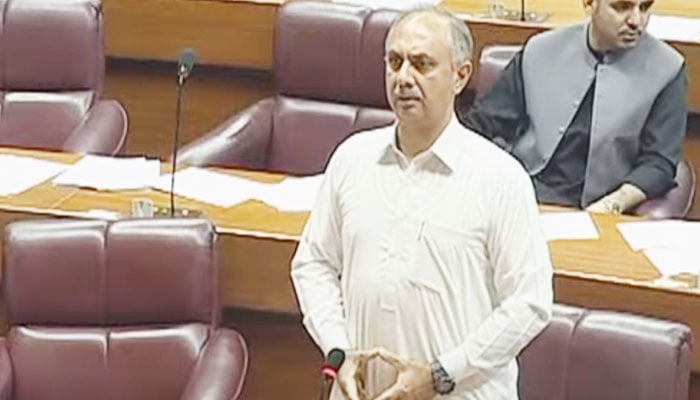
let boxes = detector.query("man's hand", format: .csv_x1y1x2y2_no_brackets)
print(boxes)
586,183,647,214
337,349,377,400
372,349,434,400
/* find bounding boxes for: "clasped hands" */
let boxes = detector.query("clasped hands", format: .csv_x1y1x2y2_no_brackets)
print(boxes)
337,348,434,400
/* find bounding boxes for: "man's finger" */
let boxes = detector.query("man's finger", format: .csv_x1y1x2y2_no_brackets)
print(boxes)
375,348,403,369
338,376,361,400
372,382,403,400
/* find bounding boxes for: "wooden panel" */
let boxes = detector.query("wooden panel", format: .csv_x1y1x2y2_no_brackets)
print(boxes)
103,0,279,69
104,58,273,158
223,309,321,400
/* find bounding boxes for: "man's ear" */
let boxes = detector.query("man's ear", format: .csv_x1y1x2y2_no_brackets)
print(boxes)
454,60,473,94
582,0,595,14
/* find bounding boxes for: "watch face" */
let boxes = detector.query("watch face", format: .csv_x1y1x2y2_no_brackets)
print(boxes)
436,379,455,394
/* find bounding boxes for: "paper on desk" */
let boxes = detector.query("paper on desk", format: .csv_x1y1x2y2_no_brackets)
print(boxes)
258,174,325,212
643,246,700,277
539,211,599,241
154,167,272,208
332,0,441,10
0,155,69,196
616,220,700,252
647,14,700,42
52,155,160,191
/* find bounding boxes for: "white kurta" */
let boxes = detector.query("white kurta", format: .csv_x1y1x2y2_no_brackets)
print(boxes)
291,115,553,400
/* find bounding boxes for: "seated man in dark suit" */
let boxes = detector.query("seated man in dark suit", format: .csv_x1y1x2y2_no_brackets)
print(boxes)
463,0,687,214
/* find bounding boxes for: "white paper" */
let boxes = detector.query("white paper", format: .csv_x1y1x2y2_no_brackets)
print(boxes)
53,155,160,191
644,246,700,277
154,167,272,208
258,174,325,212
647,14,700,42
332,0,441,10
616,220,700,252
0,155,69,196
539,211,599,241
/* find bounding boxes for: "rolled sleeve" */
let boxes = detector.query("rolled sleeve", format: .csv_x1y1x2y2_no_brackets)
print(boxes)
624,65,687,198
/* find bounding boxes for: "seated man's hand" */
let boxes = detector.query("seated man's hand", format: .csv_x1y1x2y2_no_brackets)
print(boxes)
337,349,377,400
372,349,434,400
586,183,647,214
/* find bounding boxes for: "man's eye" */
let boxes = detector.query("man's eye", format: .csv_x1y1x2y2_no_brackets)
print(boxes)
413,59,433,73
388,56,403,71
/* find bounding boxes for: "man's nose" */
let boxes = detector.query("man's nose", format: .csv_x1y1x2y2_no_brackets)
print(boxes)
627,7,642,29
395,61,415,87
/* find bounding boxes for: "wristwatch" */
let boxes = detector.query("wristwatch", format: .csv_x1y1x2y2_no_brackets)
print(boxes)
430,360,456,395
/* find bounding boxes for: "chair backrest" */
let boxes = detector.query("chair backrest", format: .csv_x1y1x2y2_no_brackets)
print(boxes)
519,304,692,400
473,45,521,100
3,218,220,400
0,0,105,150
267,1,397,175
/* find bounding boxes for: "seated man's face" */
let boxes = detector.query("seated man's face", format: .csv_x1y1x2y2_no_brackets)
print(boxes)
384,14,457,127
589,0,654,51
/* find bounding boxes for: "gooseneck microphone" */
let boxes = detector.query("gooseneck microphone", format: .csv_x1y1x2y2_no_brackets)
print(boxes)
319,348,346,400
520,0,526,21
169,47,197,217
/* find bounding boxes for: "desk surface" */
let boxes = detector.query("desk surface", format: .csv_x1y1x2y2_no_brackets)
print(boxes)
0,147,679,284
446,0,699,27
2,147,700,368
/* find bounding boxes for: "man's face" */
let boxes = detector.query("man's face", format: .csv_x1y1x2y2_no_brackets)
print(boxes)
588,0,654,51
384,14,468,127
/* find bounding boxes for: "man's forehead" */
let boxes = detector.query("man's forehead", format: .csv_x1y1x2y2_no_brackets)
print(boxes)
386,13,450,51
600,0,654,6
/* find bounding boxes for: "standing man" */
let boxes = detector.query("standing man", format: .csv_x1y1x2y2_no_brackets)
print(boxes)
463,0,687,214
291,6,552,400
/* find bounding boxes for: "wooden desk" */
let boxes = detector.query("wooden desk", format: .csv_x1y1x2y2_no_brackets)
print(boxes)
1,147,700,398
101,0,700,223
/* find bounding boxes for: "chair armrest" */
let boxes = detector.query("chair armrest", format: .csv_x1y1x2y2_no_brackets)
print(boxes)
181,328,249,400
0,338,12,399
634,160,696,219
176,98,274,170
63,100,128,156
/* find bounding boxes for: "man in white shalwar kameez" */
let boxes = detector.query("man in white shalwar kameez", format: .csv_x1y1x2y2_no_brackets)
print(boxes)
291,6,553,400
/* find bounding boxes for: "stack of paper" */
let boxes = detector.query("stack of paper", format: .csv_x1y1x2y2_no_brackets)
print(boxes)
647,14,700,42
258,175,325,212
617,220,700,277
0,155,69,196
154,167,272,208
331,0,441,10
53,155,160,191
539,211,599,241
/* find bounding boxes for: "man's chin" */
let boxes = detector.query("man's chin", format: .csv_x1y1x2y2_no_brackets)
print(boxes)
618,37,639,49
393,109,424,123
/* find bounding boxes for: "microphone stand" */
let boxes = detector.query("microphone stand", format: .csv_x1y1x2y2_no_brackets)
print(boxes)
169,73,186,217
153,67,201,218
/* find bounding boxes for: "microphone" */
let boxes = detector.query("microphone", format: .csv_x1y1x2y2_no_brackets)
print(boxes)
167,48,197,217
177,48,197,86
319,348,345,400
520,0,526,21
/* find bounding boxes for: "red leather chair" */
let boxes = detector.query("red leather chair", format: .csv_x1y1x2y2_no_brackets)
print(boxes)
1,218,248,400
519,304,692,400
176,1,397,175
0,0,127,155
468,44,696,218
